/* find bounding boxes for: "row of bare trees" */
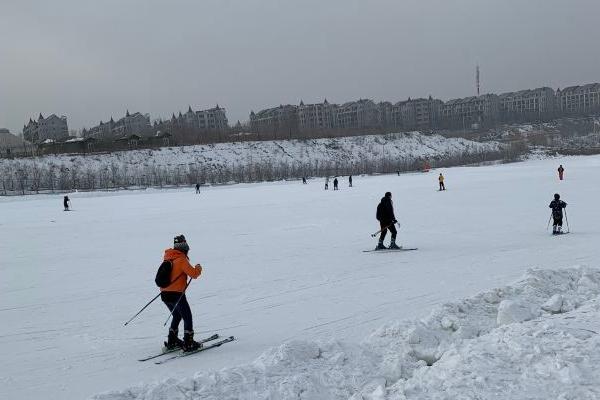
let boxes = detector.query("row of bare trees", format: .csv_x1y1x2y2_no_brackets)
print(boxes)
0,144,522,196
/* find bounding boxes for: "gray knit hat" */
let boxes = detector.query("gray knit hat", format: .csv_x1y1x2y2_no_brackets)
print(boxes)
174,234,190,253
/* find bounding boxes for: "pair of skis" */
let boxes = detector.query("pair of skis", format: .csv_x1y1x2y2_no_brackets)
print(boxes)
363,247,417,253
139,333,235,364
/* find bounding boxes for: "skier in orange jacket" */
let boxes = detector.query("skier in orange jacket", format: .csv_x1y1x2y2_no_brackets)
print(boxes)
161,235,203,351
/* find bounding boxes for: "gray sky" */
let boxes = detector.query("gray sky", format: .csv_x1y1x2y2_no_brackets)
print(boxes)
1,0,599,134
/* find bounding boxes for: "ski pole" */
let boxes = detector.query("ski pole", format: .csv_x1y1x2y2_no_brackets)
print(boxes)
163,277,192,327
370,221,399,237
546,213,552,231
564,209,570,233
124,292,161,326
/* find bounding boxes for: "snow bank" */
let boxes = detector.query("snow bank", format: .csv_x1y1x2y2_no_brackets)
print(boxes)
91,266,600,399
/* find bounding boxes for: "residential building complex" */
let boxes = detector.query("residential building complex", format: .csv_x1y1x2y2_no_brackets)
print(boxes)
556,83,600,115
499,87,556,122
23,114,68,143
84,111,151,140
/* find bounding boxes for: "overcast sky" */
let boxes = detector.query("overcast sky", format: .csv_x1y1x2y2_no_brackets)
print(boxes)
1,0,599,134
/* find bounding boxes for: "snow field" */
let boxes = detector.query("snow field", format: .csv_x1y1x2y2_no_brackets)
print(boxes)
1,154,599,399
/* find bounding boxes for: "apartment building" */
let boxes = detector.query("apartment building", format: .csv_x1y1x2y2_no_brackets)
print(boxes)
440,94,500,129
499,87,556,122
23,114,69,143
556,83,600,115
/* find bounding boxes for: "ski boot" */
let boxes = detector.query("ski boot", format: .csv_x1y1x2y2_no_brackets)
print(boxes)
556,226,562,234
183,330,202,352
376,240,387,250
164,328,184,350
388,239,401,250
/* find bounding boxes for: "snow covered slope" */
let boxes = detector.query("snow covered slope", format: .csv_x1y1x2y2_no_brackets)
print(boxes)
1,155,599,400
0,132,502,189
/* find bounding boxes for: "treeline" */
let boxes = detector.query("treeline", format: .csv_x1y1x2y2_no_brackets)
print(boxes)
0,144,522,196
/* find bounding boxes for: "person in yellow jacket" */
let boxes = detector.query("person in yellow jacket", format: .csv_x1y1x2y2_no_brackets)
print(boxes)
161,234,203,351
438,173,446,191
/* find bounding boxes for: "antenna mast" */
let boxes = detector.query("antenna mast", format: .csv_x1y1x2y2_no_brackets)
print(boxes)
476,65,480,96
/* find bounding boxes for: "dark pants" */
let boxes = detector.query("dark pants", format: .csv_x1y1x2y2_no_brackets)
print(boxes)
379,222,397,241
553,216,563,227
439,182,445,190
161,292,193,332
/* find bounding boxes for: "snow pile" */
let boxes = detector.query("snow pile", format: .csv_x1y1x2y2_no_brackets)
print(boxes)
91,266,600,400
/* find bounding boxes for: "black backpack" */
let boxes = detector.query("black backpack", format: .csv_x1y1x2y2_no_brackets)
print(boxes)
155,260,173,288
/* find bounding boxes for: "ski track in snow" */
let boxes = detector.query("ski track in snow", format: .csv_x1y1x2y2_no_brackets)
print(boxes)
1,155,600,399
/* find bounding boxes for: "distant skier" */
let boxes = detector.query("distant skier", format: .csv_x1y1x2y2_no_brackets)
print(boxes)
302,177,307,184
160,235,203,351
333,178,339,190
558,165,565,181
376,192,400,250
438,173,446,191
349,175,353,187
195,183,200,194
549,193,567,235
63,195,70,211
325,177,329,190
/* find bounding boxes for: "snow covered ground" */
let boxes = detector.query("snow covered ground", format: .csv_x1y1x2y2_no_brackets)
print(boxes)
1,155,599,399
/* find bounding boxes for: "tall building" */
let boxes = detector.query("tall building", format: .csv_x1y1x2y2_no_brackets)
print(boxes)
556,83,600,115
440,94,500,129
335,99,379,130
499,87,556,122
196,105,228,132
250,105,299,138
297,99,337,132
23,114,69,143
378,101,394,130
392,97,442,131
85,111,151,139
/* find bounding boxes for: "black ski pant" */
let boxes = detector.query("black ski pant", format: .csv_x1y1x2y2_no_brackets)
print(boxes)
553,216,563,227
379,222,397,242
439,182,445,190
161,292,193,332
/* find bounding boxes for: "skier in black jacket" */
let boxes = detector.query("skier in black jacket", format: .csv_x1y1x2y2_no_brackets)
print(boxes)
549,193,567,234
376,192,400,249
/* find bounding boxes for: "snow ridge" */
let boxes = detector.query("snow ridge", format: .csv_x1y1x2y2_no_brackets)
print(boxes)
91,266,600,400
1,132,502,180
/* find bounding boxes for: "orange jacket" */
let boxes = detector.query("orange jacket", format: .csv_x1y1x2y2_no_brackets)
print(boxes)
160,248,202,293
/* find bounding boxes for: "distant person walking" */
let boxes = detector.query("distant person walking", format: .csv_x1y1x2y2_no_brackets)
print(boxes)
195,183,200,194
438,173,446,191
549,193,567,235
376,192,400,250
349,175,353,187
558,165,565,181
302,177,307,184
63,195,71,211
325,177,329,190
333,178,339,190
